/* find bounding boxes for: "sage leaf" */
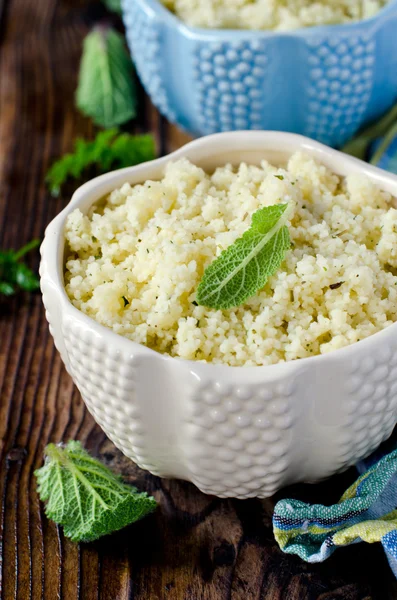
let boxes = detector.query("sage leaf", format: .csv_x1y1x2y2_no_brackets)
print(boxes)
196,203,291,310
35,441,157,543
76,27,137,129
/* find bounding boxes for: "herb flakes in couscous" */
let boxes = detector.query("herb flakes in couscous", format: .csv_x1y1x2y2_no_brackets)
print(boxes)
64,152,397,367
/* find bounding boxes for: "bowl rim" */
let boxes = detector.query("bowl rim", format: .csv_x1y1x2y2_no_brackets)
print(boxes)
41,130,397,373
129,0,397,39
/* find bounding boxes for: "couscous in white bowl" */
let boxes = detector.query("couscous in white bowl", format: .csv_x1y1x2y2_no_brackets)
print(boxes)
40,132,397,498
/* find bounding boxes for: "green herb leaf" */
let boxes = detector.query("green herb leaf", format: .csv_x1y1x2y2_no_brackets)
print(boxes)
35,441,157,543
197,203,291,310
46,129,156,196
0,281,15,296
102,0,122,14
15,263,40,291
0,239,40,296
76,27,137,129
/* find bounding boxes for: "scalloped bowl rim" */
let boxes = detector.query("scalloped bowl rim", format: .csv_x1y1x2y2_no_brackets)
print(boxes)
41,131,397,375
130,0,397,39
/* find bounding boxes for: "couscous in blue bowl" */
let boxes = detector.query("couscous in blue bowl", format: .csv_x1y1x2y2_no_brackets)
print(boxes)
122,0,397,147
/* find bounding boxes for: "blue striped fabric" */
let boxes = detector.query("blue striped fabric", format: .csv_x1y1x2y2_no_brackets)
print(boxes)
273,451,397,577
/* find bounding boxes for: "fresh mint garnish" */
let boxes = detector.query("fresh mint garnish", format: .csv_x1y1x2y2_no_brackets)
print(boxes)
0,239,40,296
35,441,157,543
76,27,137,129
196,203,291,310
46,129,156,196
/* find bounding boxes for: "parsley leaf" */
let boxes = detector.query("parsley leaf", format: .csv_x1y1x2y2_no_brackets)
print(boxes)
196,203,291,310
0,239,40,296
35,441,157,543
76,27,137,129
46,129,156,196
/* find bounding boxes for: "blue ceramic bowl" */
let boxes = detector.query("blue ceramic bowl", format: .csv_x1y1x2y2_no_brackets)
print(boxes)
123,0,397,147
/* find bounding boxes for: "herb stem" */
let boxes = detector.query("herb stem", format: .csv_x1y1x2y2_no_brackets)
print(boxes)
14,238,40,260
370,119,397,167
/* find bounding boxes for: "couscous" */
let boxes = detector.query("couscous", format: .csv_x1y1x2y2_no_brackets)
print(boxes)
160,0,389,30
65,152,397,367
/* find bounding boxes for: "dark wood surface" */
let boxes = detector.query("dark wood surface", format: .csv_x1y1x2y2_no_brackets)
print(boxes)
1,1,397,598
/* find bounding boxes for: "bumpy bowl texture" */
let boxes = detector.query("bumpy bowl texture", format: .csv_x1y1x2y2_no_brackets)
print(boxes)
40,132,397,498
122,0,397,147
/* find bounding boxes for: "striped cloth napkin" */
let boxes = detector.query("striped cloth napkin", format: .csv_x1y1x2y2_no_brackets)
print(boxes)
273,450,397,577
273,102,397,576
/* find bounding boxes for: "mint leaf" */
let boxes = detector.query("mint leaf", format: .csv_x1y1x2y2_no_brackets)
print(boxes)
102,0,122,14
196,203,291,310
35,441,157,543
0,239,40,296
46,129,156,196
76,27,137,129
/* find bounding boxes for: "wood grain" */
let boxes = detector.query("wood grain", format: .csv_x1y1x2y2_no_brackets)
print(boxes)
1,1,397,598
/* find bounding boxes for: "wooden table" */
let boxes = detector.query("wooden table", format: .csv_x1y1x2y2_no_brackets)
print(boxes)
1,1,397,598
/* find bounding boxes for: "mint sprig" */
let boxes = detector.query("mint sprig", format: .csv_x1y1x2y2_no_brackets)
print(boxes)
196,203,291,310
35,441,157,543
76,27,137,129
46,129,156,196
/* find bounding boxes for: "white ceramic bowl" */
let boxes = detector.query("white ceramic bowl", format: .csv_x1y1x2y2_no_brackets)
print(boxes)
40,132,397,499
